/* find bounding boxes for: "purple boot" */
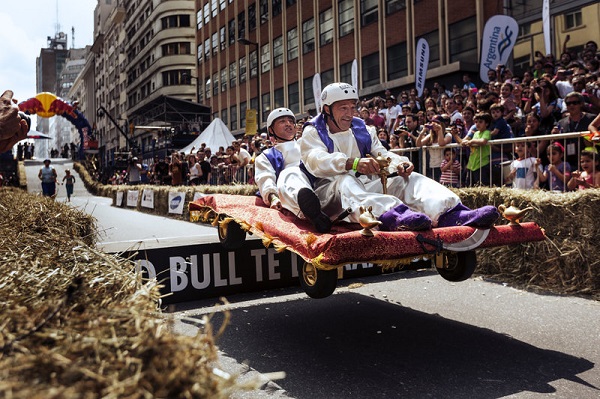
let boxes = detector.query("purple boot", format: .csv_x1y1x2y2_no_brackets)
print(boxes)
437,203,499,228
379,204,432,231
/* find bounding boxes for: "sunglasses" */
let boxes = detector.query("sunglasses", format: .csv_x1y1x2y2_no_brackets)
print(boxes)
566,101,581,106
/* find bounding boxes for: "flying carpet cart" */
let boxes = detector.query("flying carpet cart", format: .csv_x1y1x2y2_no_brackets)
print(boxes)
189,194,545,299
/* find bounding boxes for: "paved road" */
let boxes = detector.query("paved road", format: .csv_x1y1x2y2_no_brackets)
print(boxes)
24,160,600,398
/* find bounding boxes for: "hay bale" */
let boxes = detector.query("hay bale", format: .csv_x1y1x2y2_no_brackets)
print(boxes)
457,187,600,299
0,188,248,398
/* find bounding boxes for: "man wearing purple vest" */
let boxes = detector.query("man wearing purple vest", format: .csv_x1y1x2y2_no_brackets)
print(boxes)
255,108,331,233
299,82,499,231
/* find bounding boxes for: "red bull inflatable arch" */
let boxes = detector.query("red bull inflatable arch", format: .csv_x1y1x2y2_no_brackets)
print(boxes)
18,92,93,160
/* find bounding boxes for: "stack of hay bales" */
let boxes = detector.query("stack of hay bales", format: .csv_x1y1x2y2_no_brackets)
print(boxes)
0,188,246,398
458,187,600,300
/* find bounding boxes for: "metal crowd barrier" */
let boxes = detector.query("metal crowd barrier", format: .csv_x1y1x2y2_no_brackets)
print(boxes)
392,131,596,192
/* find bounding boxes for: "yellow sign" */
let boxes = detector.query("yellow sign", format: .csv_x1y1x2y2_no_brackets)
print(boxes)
245,108,257,136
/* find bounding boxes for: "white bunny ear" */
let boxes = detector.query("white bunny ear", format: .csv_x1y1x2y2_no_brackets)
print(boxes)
312,73,322,112
351,59,358,91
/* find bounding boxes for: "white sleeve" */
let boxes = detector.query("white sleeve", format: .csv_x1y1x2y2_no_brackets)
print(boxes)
254,153,278,205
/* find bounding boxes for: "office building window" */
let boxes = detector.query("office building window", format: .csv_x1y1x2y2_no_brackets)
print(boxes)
338,0,354,37
213,72,219,96
286,0,296,6
319,8,333,46
302,18,315,54
449,17,477,63
361,52,379,88
260,0,269,24
220,26,226,50
250,98,258,116
565,10,582,29
321,69,334,88
340,61,352,84
228,19,235,45
273,36,283,67
249,3,256,31
387,42,407,80
250,50,258,78
211,0,218,17
238,11,245,39
303,76,313,106
288,82,299,113
204,38,210,60
197,9,203,30
221,68,227,92
204,3,210,24
261,92,270,122
386,0,405,14
205,78,211,99
239,56,247,83
220,0,226,11
287,27,298,61
162,42,191,56
418,30,440,68
229,62,237,87
230,105,238,130
360,0,378,27
221,108,228,126
273,0,282,17
261,44,271,73
212,32,218,55
274,87,284,108
240,101,247,128
197,43,203,62
198,81,203,103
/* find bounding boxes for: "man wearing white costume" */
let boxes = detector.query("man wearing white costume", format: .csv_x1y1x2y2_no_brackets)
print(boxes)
299,82,499,231
255,108,332,233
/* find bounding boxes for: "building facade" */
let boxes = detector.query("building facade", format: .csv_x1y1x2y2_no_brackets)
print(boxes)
195,0,600,135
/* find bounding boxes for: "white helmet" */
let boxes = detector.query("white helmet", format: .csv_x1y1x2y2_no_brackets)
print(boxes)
267,107,295,130
320,82,358,110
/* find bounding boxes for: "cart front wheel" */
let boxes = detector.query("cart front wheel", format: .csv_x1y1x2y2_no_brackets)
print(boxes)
436,250,477,282
298,262,338,299
218,219,246,249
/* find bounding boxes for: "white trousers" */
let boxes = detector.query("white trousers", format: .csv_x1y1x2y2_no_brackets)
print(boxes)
314,172,460,224
277,166,314,219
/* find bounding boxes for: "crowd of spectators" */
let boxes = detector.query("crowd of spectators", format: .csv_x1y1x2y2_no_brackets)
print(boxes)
115,40,600,192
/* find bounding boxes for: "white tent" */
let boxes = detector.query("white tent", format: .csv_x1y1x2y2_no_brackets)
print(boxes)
179,118,236,154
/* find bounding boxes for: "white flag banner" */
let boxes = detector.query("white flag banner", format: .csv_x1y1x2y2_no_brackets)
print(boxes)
542,0,551,55
126,190,139,207
415,38,429,97
351,59,358,91
479,15,519,82
116,191,124,207
168,191,186,214
312,73,322,112
141,188,154,209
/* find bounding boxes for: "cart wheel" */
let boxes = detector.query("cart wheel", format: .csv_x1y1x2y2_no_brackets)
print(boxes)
298,262,338,299
218,219,246,249
436,250,477,282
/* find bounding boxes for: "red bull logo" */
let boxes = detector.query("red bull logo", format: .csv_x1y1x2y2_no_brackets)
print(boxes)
18,92,76,118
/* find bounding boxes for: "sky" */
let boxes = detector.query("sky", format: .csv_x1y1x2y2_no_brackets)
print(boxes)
0,0,96,104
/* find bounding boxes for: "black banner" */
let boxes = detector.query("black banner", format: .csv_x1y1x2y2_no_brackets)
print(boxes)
120,240,382,304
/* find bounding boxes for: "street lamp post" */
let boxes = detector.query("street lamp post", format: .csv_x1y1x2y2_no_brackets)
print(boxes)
238,38,261,132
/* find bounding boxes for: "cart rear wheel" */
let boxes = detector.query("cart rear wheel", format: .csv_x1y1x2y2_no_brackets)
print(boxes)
436,251,477,282
218,219,246,249
298,262,338,299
